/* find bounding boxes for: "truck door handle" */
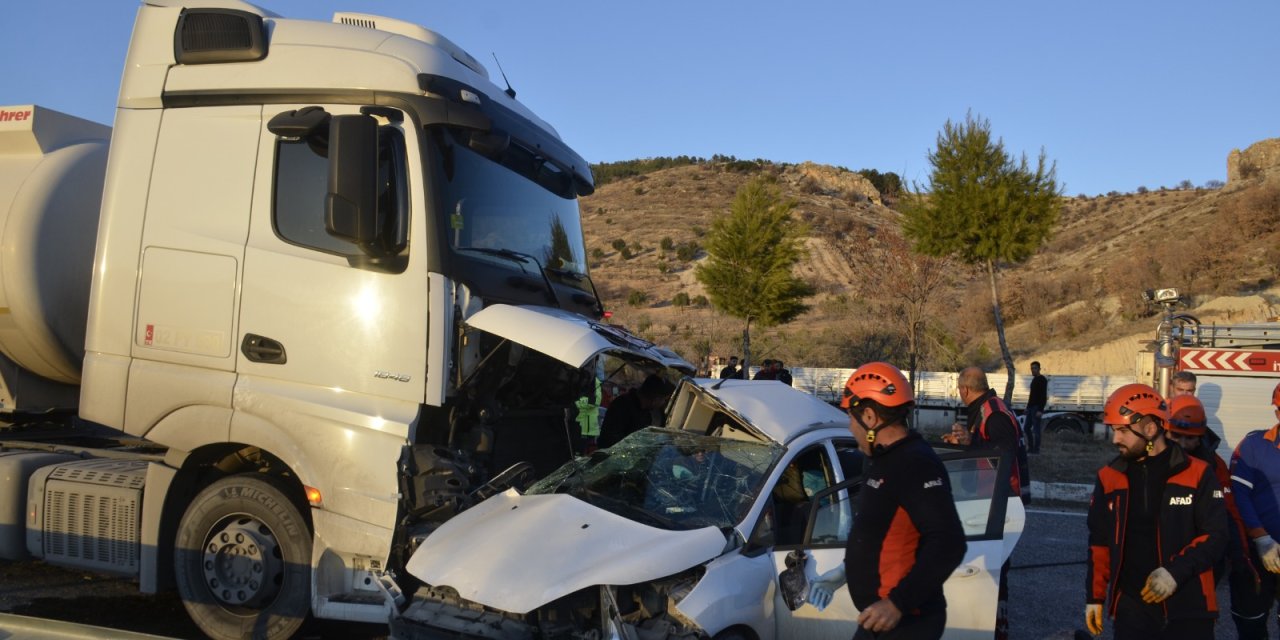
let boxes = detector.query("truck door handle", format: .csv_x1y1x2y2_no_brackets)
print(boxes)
241,334,287,364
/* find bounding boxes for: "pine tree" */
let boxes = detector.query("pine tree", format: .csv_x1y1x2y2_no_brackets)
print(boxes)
902,112,1062,401
695,176,814,370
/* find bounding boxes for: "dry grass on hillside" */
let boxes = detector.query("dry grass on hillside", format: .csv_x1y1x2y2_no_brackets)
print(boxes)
580,162,1280,374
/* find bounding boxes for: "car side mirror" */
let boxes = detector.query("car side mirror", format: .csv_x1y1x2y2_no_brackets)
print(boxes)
325,114,381,255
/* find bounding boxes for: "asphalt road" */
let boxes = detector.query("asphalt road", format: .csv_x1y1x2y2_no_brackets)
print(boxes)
1,506,1275,639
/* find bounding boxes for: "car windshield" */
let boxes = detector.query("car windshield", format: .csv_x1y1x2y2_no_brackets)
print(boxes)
434,128,591,292
525,428,783,531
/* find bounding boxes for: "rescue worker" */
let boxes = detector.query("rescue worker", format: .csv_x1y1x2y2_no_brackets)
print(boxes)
597,375,673,448
944,367,1031,505
1227,381,1280,639
808,362,966,639
1085,383,1227,639
1165,394,1250,583
1171,370,1198,397
943,366,1028,639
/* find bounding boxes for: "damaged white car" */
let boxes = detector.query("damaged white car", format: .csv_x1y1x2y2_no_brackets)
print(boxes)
391,379,1025,640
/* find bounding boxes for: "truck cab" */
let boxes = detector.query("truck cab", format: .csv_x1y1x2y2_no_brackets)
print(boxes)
0,3,686,638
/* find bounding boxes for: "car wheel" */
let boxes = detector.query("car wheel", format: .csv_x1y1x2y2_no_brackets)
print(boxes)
174,474,312,640
1046,414,1089,434
714,629,754,640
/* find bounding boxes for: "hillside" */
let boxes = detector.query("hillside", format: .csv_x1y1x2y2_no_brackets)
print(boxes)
579,141,1280,376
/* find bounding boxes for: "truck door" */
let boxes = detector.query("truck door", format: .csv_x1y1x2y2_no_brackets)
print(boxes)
235,104,429,525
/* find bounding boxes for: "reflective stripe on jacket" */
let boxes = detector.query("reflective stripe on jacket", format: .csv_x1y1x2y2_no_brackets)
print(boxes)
1086,445,1228,621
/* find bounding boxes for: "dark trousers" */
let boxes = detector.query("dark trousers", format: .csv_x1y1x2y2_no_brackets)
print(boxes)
1114,616,1214,640
1231,544,1280,640
1024,406,1044,453
852,607,945,640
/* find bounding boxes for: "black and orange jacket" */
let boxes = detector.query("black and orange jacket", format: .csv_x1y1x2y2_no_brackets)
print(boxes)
1086,444,1227,620
964,390,1031,503
845,431,967,615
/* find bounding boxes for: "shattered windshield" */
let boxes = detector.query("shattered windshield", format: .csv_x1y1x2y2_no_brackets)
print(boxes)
525,428,783,531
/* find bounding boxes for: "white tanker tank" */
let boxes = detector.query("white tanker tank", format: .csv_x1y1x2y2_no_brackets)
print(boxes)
0,105,110,413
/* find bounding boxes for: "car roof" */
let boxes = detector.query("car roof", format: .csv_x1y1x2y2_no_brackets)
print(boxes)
688,378,849,446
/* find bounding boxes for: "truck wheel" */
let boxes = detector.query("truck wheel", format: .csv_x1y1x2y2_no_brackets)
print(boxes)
1046,414,1089,434
174,474,312,640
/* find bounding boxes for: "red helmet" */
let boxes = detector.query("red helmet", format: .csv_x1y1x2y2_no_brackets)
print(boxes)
841,362,913,409
1103,383,1168,427
1166,395,1207,436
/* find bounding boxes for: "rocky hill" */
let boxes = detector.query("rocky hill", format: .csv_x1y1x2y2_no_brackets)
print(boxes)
579,140,1280,376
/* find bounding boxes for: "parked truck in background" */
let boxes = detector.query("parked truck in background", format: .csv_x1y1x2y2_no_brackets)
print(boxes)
786,367,1125,434
0,2,690,638
1136,291,1280,457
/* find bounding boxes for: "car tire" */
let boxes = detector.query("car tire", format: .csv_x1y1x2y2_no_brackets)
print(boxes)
174,474,312,640
714,629,754,640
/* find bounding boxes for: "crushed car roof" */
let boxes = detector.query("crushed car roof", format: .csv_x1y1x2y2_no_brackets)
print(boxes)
686,378,848,445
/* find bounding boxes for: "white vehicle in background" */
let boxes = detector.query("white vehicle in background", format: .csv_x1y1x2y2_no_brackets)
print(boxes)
394,379,1025,640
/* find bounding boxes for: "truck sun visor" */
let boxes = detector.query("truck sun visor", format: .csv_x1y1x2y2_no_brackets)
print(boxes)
174,9,268,65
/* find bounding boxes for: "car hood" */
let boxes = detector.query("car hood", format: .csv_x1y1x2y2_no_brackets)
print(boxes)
465,304,694,373
405,489,728,614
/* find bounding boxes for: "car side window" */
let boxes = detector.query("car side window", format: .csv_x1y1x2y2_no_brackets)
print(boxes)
770,446,836,548
273,118,408,260
833,439,865,482
943,453,1008,540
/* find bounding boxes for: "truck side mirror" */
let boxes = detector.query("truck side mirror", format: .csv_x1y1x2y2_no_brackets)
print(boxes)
325,114,381,254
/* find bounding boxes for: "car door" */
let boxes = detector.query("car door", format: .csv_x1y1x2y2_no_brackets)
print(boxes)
775,449,1023,640
767,440,859,640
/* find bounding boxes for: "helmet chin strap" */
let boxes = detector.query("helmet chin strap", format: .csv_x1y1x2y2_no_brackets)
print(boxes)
854,411,885,445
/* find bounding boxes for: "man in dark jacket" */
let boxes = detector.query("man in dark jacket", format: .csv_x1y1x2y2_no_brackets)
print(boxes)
944,366,1028,640
597,375,674,448
945,367,1030,505
1085,384,1227,640
718,356,742,380
808,362,965,639
1026,361,1048,453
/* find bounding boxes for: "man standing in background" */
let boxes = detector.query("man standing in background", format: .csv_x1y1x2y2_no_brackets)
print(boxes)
1171,370,1197,397
1026,361,1048,454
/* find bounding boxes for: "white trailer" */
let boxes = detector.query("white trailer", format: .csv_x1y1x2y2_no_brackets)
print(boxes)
0,4,690,639
788,367,1128,434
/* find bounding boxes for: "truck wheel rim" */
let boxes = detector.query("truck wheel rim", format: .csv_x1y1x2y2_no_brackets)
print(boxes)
201,515,283,609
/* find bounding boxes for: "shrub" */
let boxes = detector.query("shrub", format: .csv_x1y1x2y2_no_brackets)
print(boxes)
672,292,690,307
660,237,674,251
591,247,605,260
676,242,700,262
693,295,709,307
620,247,634,260
627,290,649,307
611,239,627,251
634,186,646,196
657,260,669,274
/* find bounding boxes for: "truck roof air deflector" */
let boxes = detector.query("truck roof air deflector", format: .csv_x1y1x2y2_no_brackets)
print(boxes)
174,9,267,65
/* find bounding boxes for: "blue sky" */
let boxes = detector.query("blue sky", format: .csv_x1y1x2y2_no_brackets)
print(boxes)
4,1,1277,196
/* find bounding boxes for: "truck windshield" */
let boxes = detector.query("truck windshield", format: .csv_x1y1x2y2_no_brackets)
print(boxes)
525,428,783,532
432,128,590,291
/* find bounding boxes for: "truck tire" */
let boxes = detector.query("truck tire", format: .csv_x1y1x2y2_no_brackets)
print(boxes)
174,474,312,640
1046,413,1089,434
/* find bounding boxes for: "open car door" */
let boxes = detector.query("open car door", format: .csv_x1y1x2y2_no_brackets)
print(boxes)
773,449,1025,640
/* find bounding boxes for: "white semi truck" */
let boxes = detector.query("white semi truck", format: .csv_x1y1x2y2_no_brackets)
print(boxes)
0,3,688,639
